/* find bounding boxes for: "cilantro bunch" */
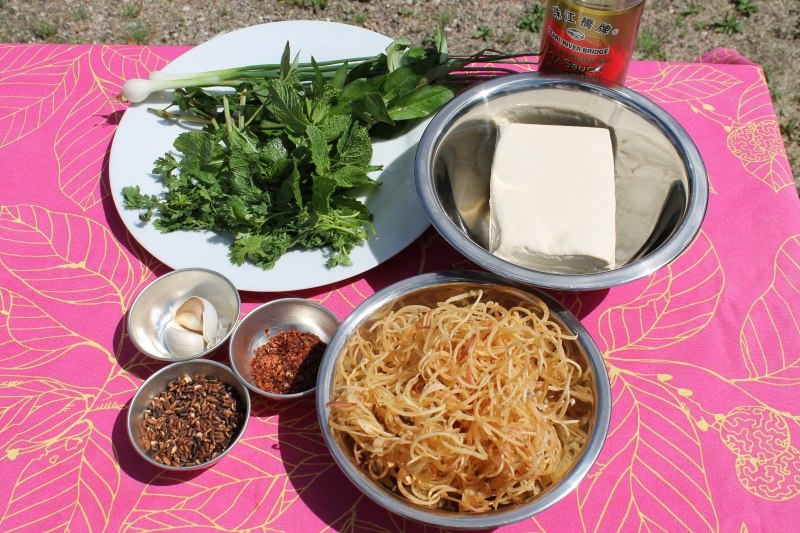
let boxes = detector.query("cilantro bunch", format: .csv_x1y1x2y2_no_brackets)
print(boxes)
122,33,523,270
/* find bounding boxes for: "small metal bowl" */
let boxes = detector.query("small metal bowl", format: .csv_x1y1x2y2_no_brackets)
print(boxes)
415,73,708,291
128,268,241,361
229,298,340,400
127,359,251,471
317,271,611,529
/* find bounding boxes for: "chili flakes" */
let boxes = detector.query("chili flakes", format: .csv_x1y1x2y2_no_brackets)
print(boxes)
250,328,327,395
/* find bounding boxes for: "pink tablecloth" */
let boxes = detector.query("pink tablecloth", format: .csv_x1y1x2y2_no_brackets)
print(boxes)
1,43,798,532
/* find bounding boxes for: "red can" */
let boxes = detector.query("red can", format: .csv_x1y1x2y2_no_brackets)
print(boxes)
538,0,646,85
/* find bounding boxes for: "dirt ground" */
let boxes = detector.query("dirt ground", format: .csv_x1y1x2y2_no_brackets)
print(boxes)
1,0,797,187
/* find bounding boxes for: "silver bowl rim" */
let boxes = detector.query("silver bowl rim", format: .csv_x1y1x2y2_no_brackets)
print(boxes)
414,72,709,291
127,267,242,362
127,358,251,471
230,298,341,400
315,270,612,529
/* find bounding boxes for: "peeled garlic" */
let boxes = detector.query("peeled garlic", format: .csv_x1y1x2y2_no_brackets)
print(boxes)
174,297,207,332
163,296,222,358
164,322,206,358
173,296,220,343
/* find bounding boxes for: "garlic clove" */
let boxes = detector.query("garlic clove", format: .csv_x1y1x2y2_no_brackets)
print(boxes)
173,296,217,333
164,322,206,358
200,301,220,346
168,296,222,353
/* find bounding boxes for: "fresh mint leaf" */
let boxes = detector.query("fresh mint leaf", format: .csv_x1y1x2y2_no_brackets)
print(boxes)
329,165,380,189
341,75,385,102
307,124,331,175
331,61,349,90
336,123,375,169
381,53,438,102
279,42,291,78
267,79,309,135
319,114,351,142
311,172,336,213
310,57,325,96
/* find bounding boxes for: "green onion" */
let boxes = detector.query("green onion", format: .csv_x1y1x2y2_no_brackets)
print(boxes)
121,34,532,103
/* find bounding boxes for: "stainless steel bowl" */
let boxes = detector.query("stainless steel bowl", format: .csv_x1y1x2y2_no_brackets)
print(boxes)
128,268,241,361
415,73,708,291
127,359,251,470
230,298,340,400
316,271,611,529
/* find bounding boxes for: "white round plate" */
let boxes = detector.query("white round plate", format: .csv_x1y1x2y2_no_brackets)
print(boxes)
110,21,430,292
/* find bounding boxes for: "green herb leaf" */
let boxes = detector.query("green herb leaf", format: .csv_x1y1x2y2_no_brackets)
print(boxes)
349,92,395,126
385,38,411,72
388,84,455,121
267,79,309,135
280,42,291,78
308,124,331,175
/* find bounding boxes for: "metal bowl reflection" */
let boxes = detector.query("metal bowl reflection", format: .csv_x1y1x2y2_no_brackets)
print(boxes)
415,73,708,291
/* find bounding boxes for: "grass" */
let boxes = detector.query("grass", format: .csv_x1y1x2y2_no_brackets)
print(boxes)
472,26,493,42
124,22,151,44
122,2,143,18
31,20,57,40
281,0,327,13
762,64,781,101
781,118,799,142
681,3,704,17
351,12,367,26
498,32,518,47
708,12,742,34
733,0,758,18
516,5,545,33
71,7,88,21
637,28,668,61
676,3,703,27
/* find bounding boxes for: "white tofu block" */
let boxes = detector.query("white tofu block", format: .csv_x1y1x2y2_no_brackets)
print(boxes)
489,123,616,272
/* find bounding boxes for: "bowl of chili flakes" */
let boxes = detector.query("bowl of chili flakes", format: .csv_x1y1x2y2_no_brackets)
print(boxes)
229,298,340,400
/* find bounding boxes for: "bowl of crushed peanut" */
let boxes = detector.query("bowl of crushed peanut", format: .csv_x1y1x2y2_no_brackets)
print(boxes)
127,358,250,470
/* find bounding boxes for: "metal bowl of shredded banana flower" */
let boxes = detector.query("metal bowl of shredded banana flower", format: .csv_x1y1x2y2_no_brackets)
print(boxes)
316,270,611,529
